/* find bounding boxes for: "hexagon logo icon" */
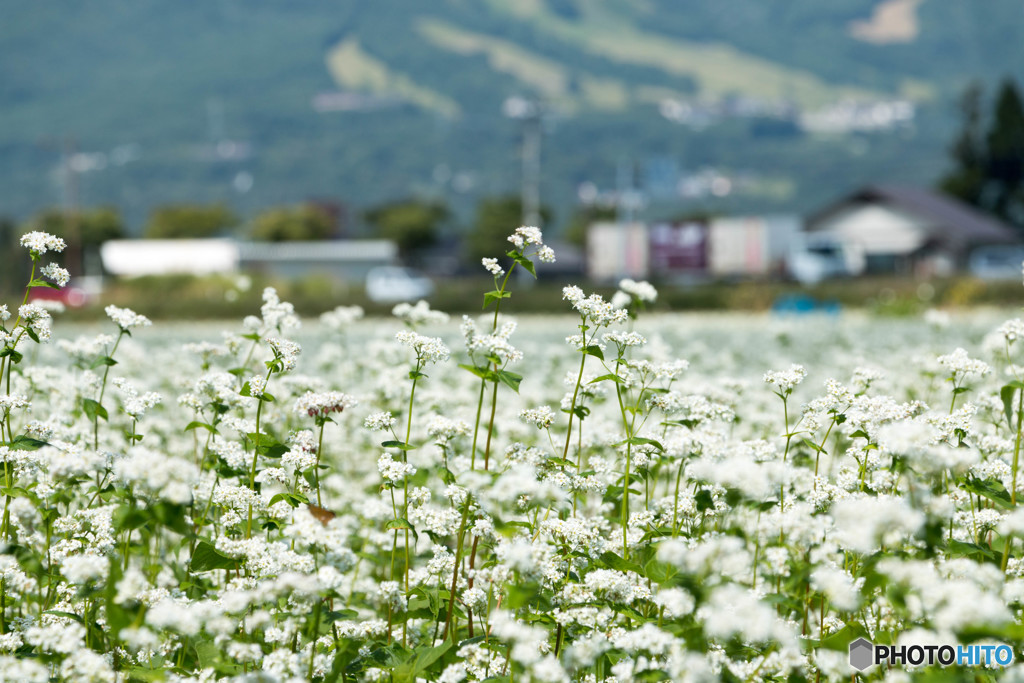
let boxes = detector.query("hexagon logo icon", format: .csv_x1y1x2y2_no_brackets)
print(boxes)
849,637,875,671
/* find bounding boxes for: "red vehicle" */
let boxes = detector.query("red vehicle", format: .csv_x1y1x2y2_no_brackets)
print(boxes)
27,284,89,307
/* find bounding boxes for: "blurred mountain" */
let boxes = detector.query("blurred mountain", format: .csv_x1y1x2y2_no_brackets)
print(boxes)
1,0,1022,230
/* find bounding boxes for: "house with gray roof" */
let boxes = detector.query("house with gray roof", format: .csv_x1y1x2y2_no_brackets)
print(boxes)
805,185,1020,276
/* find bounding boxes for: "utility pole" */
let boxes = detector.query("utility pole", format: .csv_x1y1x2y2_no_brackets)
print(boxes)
503,97,544,286
616,158,640,280
62,138,82,277
521,110,542,230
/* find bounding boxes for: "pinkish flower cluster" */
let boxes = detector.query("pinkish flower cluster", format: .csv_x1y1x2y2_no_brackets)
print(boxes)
294,390,357,418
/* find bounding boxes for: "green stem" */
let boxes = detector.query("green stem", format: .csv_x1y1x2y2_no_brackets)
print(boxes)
1013,389,1023,506
94,329,125,450
562,325,590,464
247,366,275,539
614,358,632,558
444,499,472,643
315,422,325,507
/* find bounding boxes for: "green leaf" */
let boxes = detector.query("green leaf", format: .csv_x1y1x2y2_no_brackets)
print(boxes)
625,436,664,452
507,250,537,278
801,437,825,454
152,501,192,536
496,370,523,393
589,373,625,385
8,435,48,451
269,492,310,508
394,641,452,683
409,370,427,381
386,517,418,542
458,363,489,379
1000,382,1024,431
644,558,677,585
25,327,40,343
90,356,118,369
0,486,33,499
195,641,220,670
960,477,1013,510
0,347,23,363
482,290,511,309
385,518,414,531
381,440,416,451
814,623,871,652
583,344,604,360
248,433,288,458
598,551,643,575
947,539,1000,564
28,278,61,290
571,405,590,421
695,489,715,512
323,609,359,622
124,667,173,682
190,541,242,572
82,398,108,422
113,506,150,532
184,421,218,435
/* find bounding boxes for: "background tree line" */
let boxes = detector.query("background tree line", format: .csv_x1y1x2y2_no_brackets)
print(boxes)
940,77,1024,231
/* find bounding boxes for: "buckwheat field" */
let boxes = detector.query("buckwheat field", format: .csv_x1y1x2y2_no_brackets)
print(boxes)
4,228,1024,682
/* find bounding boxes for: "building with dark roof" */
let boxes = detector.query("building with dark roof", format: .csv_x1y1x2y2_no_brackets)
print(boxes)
805,185,1020,276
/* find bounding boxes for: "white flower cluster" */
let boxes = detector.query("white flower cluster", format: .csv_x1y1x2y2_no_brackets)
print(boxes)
997,319,1024,345
320,305,364,329
426,415,470,444
39,263,70,288
506,226,555,263
105,304,151,331
259,286,300,332
392,299,449,326
937,347,991,379
364,411,396,431
562,286,629,325
763,363,807,395
17,304,52,342
19,230,66,255
482,257,505,277
395,330,451,363
267,337,301,371
294,390,356,418
520,405,556,429
377,452,416,483
460,316,523,362
114,378,162,420
612,278,658,309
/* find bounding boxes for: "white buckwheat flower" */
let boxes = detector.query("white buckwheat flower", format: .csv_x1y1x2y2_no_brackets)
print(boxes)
393,300,449,326
395,330,450,363
365,411,396,431
40,263,70,287
267,337,301,371
482,257,505,277
617,278,658,303
507,226,543,250
520,406,556,429
763,364,807,395
105,305,151,331
937,347,991,380
294,391,356,418
19,231,66,255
